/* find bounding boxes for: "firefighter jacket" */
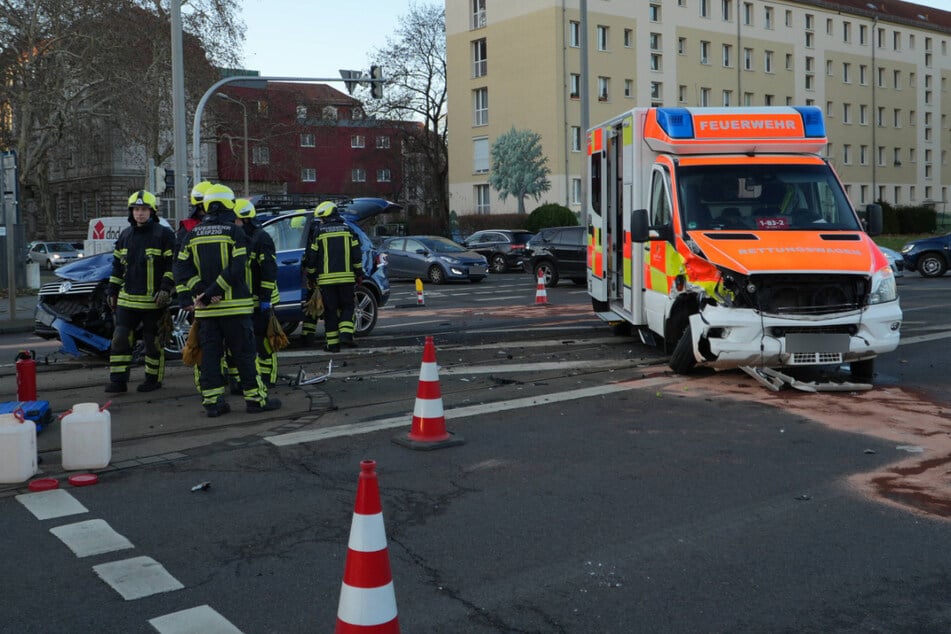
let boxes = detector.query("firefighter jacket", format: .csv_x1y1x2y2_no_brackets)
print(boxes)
303,213,363,287
245,223,279,307
174,213,254,318
108,219,175,311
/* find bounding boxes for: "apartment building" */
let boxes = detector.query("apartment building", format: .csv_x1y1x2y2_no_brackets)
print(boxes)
446,0,951,216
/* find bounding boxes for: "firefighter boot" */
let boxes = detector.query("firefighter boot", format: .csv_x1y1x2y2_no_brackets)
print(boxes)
204,401,231,418
104,381,128,394
136,380,162,393
246,397,282,414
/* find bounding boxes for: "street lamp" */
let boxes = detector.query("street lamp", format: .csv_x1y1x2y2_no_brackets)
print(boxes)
216,92,249,197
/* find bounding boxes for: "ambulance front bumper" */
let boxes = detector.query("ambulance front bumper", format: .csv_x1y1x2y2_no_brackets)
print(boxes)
689,302,903,370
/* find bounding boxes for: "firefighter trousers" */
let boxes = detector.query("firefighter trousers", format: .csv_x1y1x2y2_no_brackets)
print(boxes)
320,283,355,347
196,314,267,406
110,307,164,384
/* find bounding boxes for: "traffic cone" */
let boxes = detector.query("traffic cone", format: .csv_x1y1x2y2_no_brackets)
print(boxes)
335,460,400,634
392,336,465,450
534,270,548,305
415,278,425,306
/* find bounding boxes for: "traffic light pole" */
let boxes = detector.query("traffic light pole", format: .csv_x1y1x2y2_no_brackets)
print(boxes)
191,71,386,188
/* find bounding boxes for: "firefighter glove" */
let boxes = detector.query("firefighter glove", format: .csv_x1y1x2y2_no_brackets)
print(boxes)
154,290,171,308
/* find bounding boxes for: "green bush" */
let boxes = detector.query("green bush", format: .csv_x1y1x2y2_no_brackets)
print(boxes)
880,201,937,234
524,203,579,233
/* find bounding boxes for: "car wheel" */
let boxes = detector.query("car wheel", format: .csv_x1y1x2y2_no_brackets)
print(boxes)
669,322,697,374
354,286,378,335
46,260,54,271
850,358,875,381
163,308,192,360
918,253,947,278
534,261,558,287
428,264,446,284
490,254,507,274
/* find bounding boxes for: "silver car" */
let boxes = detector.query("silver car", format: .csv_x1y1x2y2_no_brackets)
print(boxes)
27,241,84,270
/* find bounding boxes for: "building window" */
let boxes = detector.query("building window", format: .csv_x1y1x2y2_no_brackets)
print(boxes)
473,87,488,125
843,21,851,43
252,146,269,165
826,60,833,76
256,100,269,117
860,65,867,85
860,145,868,165
805,32,814,48
764,6,773,29
649,3,661,22
894,109,901,127
651,82,662,101
700,0,710,19
826,18,834,36
805,74,814,91
894,70,901,90
301,168,316,182
377,169,391,183
475,184,490,214
722,0,732,21
680,85,689,103
569,21,580,48
743,48,753,70
624,29,633,48
570,127,581,153
598,76,610,101
700,87,711,106
569,74,580,99
597,25,608,51
300,133,315,147
722,44,732,67
322,106,337,120
624,79,634,98
651,53,662,71
678,37,687,55
743,2,753,25
650,33,661,50
352,168,366,183
473,137,489,173
859,104,868,125
376,136,390,149
764,50,773,73
722,90,732,106
296,105,307,121
571,178,582,205
842,103,851,124
700,41,710,64
471,0,486,29
894,148,902,166
843,144,851,164
743,91,754,106
842,62,851,83
351,135,365,148
764,94,774,106
472,38,487,77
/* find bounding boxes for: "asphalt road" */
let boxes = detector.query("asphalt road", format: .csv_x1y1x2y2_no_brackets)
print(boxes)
1,272,950,633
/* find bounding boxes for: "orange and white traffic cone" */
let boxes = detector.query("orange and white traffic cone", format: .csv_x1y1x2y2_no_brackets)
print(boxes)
392,336,465,450
335,460,400,634
534,270,549,305
415,278,425,306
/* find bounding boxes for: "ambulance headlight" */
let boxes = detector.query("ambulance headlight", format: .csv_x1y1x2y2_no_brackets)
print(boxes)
868,265,898,304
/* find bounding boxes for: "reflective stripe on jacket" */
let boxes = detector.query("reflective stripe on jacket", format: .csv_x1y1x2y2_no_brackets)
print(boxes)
174,215,253,318
303,216,363,286
109,220,175,310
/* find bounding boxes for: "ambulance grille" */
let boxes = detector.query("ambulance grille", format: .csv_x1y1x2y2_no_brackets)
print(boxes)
745,274,869,315
790,352,844,365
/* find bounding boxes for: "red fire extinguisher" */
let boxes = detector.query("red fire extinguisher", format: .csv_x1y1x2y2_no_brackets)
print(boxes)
15,350,37,402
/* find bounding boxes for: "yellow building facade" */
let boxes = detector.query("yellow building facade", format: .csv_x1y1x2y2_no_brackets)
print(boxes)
447,0,951,216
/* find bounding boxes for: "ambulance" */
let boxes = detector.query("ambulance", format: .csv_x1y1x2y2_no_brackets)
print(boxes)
586,106,902,381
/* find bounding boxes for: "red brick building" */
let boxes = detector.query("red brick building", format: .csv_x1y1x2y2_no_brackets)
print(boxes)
213,82,410,201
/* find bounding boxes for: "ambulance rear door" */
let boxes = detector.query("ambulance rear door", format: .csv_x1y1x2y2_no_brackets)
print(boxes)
586,125,608,303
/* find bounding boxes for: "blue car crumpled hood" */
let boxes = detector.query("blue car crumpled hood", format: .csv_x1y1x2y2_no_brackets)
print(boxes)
54,252,112,282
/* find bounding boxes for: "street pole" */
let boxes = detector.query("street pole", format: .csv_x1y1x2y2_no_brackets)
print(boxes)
170,0,189,225
216,92,249,197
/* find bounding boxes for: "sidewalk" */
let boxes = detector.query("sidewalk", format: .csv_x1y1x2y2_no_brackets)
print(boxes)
0,292,38,335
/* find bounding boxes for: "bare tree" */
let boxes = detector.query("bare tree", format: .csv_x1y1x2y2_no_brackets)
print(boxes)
363,2,448,223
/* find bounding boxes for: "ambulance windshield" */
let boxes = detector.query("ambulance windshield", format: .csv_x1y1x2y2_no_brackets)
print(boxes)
676,164,861,232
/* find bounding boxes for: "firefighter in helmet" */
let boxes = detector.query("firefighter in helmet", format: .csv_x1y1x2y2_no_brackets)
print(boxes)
303,201,363,352
104,190,176,393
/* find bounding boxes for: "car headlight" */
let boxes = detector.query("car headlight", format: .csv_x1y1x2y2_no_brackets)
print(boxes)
438,256,460,265
900,243,913,254
51,254,61,260
868,265,898,304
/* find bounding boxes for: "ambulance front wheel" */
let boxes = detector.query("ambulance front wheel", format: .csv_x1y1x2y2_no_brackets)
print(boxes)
669,323,697,374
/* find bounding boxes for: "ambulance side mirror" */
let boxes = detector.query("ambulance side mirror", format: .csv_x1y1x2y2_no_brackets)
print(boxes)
631,208,650,242
864,203,883,236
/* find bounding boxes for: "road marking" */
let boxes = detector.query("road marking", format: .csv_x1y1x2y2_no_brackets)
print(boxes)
16,489,88,520
50,519,134,558
149,605,244,634
92,556,184,601
473,295,523,302
266,376,675,447
898,331,951,345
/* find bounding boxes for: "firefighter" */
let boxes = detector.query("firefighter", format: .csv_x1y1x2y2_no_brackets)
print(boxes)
303,201,363,352
174,184,281,417
104,190,176,393
229,199,279,387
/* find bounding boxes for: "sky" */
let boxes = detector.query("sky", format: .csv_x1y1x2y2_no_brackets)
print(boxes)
240,0,417,80
240,0,950,79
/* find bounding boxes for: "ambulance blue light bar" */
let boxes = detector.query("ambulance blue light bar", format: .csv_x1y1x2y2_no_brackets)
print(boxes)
654,108,694,138
793,106,826,137
653,106,826,139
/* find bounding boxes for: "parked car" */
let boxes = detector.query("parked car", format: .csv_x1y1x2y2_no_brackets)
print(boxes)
381,236,488,284
27,241,84,270
463,229,533,274
877,245,904,278
900,233,951,278
260,198,395,335
524,225,586,287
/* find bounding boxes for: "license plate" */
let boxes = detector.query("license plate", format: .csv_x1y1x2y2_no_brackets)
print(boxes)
786,333,849,353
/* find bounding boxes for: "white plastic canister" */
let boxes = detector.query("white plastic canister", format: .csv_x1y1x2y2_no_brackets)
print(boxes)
0,413,37,483
61,402,111,470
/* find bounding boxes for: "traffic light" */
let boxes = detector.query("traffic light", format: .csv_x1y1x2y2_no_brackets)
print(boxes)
164,169,174,193
370,65,384,99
